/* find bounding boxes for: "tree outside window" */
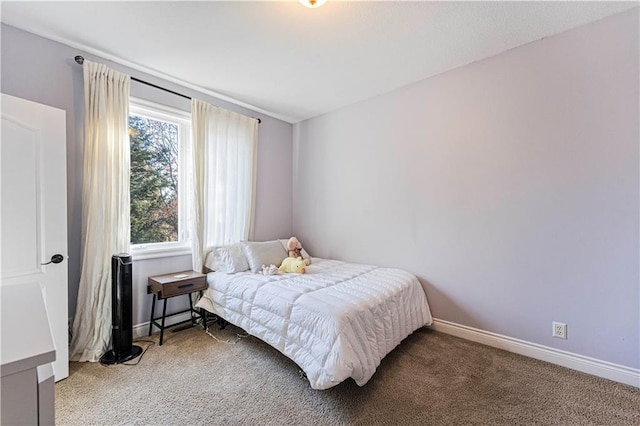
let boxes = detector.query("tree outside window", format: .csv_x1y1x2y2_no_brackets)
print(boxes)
129,115,179,245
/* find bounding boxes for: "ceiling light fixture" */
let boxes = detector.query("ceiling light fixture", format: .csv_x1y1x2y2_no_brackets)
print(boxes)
299,0,327,8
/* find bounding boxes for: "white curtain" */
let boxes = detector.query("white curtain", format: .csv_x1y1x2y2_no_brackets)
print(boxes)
70,60,131,362
191,99,258,272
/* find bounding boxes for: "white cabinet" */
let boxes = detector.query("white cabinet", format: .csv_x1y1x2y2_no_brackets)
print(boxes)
1,282,56,425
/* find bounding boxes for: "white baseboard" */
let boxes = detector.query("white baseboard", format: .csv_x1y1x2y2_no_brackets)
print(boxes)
431,318,639,388
133,312,195,339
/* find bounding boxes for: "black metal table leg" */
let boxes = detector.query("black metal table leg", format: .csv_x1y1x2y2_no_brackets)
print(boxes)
149,294,157,336
188,293,196,326
202,309,208,331
159,298,168,346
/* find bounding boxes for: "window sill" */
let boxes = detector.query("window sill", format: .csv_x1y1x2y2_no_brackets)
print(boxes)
131,245,192,261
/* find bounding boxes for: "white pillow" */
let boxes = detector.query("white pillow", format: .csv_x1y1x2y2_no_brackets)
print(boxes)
278,239,311,261
241,240,288,273
204,244,249,274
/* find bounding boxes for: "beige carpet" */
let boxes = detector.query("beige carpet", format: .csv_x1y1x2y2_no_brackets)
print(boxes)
56,325,639,425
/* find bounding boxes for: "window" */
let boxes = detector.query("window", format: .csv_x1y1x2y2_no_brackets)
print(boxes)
129,98,191,258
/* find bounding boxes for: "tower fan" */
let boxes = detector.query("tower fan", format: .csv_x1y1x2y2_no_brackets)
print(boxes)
100,254,143,365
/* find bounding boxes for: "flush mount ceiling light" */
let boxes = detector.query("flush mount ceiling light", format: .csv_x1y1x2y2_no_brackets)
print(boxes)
299,0,327,8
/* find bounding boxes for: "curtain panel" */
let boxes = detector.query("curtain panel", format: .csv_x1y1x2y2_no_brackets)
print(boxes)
191,99,258,272
70,60,131,362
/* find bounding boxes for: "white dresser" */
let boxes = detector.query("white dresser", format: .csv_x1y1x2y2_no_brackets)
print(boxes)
1,282,56,425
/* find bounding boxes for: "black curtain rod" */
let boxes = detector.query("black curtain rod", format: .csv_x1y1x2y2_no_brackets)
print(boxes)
74,55,261,123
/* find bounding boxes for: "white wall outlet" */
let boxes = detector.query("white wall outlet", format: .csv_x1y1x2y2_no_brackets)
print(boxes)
552,321,567,339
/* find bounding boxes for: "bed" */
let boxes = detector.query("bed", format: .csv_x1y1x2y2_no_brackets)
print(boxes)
195,241,433,390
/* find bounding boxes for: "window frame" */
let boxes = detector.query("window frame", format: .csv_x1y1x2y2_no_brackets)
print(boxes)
128,97,192,260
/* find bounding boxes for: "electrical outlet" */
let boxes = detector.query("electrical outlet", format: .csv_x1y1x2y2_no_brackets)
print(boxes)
552,322,567,339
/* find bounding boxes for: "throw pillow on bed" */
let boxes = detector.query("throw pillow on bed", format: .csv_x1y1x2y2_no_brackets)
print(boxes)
204,244,249,273
241,240,288,273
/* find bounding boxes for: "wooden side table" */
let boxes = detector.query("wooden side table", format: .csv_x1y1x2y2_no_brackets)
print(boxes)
147,270,207,345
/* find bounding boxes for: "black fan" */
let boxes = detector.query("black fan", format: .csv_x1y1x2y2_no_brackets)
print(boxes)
100,254,143,365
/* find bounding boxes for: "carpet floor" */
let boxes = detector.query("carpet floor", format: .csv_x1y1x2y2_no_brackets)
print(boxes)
56,325,639,425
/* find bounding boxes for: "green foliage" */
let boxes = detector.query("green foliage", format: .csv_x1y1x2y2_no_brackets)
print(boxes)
129,115,179,245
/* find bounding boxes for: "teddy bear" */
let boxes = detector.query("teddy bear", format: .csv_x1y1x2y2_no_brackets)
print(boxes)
287,237,311,266
278,257,307,274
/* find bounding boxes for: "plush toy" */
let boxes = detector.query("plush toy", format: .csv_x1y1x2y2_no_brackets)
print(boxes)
287,237,311,266
278,257,307,274
261,264,278,275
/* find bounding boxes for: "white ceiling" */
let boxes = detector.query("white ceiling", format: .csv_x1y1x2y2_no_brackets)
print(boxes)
1,1,636,123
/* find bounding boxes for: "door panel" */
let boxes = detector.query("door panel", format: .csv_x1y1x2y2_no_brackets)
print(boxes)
1,93,69,381
2,118,40,278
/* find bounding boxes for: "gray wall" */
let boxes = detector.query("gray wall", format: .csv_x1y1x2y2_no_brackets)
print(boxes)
1,24,293,326
293,10,639,368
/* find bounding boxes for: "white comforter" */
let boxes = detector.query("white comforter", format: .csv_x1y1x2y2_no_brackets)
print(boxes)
195,258,432,390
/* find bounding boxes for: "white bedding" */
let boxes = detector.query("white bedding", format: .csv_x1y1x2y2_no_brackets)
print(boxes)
195,258,433,390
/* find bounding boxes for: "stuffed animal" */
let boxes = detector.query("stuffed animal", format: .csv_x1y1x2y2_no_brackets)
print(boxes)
278,257,307,274
287,237,311,266
261,264,278,275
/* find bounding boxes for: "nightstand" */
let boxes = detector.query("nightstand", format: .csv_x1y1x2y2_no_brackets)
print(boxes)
147,270,207,345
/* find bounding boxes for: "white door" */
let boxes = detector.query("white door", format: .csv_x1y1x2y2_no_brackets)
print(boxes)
1,93,69,381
